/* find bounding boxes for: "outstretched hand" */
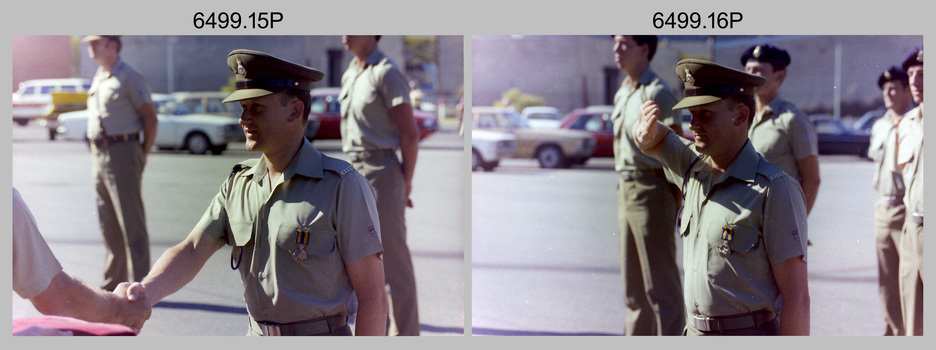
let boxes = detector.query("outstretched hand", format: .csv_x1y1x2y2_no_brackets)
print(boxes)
113,282,151,334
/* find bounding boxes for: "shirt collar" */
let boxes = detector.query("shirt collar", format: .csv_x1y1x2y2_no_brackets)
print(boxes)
636,69,657,86
721,140,760,183
245,139,325,184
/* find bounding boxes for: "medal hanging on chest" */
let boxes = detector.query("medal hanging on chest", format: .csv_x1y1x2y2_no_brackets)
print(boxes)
292,226,310,263
718,224,735,258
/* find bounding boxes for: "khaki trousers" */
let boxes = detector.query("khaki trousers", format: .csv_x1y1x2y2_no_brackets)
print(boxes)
618,175,684,335
91,141,149,291
873,198,905,335
899,215,924,336
352,152,420,336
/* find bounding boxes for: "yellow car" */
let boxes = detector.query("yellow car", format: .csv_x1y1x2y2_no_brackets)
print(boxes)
472,106,595,168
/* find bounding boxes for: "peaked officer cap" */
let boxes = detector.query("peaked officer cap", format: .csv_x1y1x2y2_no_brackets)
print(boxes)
222,49,324,103
673,59,766,110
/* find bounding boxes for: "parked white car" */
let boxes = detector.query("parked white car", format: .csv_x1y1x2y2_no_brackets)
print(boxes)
56,93,245,155
471,129,517,171
171,91,242,117
520,106,563,129
12,78,91,126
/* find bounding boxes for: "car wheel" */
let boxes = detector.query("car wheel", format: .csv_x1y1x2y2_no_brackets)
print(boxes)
210,144,227,155
48,128,57,141
184,132,211,155
471,149,481,171
14,119,28,126
536,145,567,168
481,160,499,172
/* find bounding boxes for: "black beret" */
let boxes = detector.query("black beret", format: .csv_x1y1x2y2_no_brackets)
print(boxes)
878,66,909,89
741,44,791,70
901,45,923,72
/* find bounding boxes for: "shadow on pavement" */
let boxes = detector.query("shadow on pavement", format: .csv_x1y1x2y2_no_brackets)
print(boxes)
472,262,619,275
154,301,248,315
471,327,618,336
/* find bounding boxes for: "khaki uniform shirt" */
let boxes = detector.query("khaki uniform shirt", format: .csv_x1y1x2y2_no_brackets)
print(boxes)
339,48,411,153
748,98,817,180
897,107,924,216
87,59,153,139
12,188,63,299
658,133,808,317
869,110,904,196
196,140,384,323
612,69,678,172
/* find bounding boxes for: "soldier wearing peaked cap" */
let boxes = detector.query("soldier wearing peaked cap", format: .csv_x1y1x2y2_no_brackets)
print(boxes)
896,45,923,336
742,44,820,222
122,49,389,336
867,65,912,336
82,35,159,292
633,59,810,336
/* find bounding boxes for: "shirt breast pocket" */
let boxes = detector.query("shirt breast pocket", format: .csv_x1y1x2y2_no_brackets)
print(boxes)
275,223,337,260
706,224,762,276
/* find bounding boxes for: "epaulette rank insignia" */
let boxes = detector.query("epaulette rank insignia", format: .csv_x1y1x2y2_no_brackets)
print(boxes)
339,165,354,176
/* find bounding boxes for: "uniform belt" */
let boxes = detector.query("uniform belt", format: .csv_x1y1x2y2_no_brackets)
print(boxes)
347,149,396,162
254,314,347,336
691,310,777,333
92,133,140,148
620,169,665,181
912,213,923,224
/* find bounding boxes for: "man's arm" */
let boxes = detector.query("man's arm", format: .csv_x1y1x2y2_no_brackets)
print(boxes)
129,227,223,307
346,254,388,336
772,256,810,335
632,100,673,160
796,155,820,215
29,271,151,332
138,102,158,165
389,103,419,208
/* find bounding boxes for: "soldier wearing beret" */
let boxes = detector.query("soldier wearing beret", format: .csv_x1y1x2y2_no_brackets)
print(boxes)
83,35,159,292
896,45,923,336
340,35,421,336
633,59,810,336
741,45,821,221
609,35,684,336
868,66,912,336
122,50,389,336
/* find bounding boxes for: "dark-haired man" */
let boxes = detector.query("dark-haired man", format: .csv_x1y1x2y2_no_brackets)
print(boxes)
896,45,923,336
610,35,684,336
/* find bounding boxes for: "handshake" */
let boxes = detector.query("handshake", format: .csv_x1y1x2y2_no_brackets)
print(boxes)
111,282,152,333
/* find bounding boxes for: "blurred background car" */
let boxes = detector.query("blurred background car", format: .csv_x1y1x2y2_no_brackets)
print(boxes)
520,106,563,129
472,129,517,171
171,91,242,117
56,93,244,155
559,105,614,158
307,87,438,141
12,78,91,126
810,114,871,157
472,106,595,168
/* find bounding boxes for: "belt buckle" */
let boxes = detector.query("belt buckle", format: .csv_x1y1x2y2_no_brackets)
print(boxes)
913,213,924,224
621,171,633,181
260,323,281,336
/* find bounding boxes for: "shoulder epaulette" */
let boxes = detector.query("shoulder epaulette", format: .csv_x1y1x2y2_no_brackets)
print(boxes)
228,159,257,181
321,155,356,177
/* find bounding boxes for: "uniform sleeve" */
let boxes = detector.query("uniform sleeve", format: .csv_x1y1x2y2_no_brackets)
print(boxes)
335,171,384,265
12,189,63,299
650,86,679,127
762,175,809,264
377,65,411,110
195,180,231,246
658,132,700,188
122,71,154,111
788,112,818,161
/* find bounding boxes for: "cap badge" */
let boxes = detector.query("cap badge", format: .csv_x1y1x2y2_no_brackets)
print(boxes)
685,67,695,85
236,59,246,76
884,70,892,79
917,49,924,63
753,45,762,58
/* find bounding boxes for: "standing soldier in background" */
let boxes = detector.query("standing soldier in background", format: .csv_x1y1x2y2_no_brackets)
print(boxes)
868,66,912,336
84,35,159,291
741,45,821,218
610,35,684,336
896,45,923,336
340,35,421,336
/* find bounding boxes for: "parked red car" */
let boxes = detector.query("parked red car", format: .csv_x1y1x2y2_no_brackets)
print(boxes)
559,106,614,158
307,87,438,141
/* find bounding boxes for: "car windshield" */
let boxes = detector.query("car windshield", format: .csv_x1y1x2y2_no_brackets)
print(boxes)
155,99,193,115
527,112,558,120
475,110,525,129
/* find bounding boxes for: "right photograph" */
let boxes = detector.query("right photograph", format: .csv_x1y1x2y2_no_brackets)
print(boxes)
470,35,923,336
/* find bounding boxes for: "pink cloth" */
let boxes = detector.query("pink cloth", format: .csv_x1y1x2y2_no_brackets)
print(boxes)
12,316,136,336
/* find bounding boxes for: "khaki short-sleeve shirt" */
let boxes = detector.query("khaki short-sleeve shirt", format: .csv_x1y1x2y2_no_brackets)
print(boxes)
748,98,817,180
658,133,808,318
869,111,903,195
339,48,411,153
86,59,153,139
612,69,678,172
196,140,383,323
897,107,924,215
12,188,63,300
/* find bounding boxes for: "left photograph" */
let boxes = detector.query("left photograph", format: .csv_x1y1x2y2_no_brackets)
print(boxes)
11,35,465,336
